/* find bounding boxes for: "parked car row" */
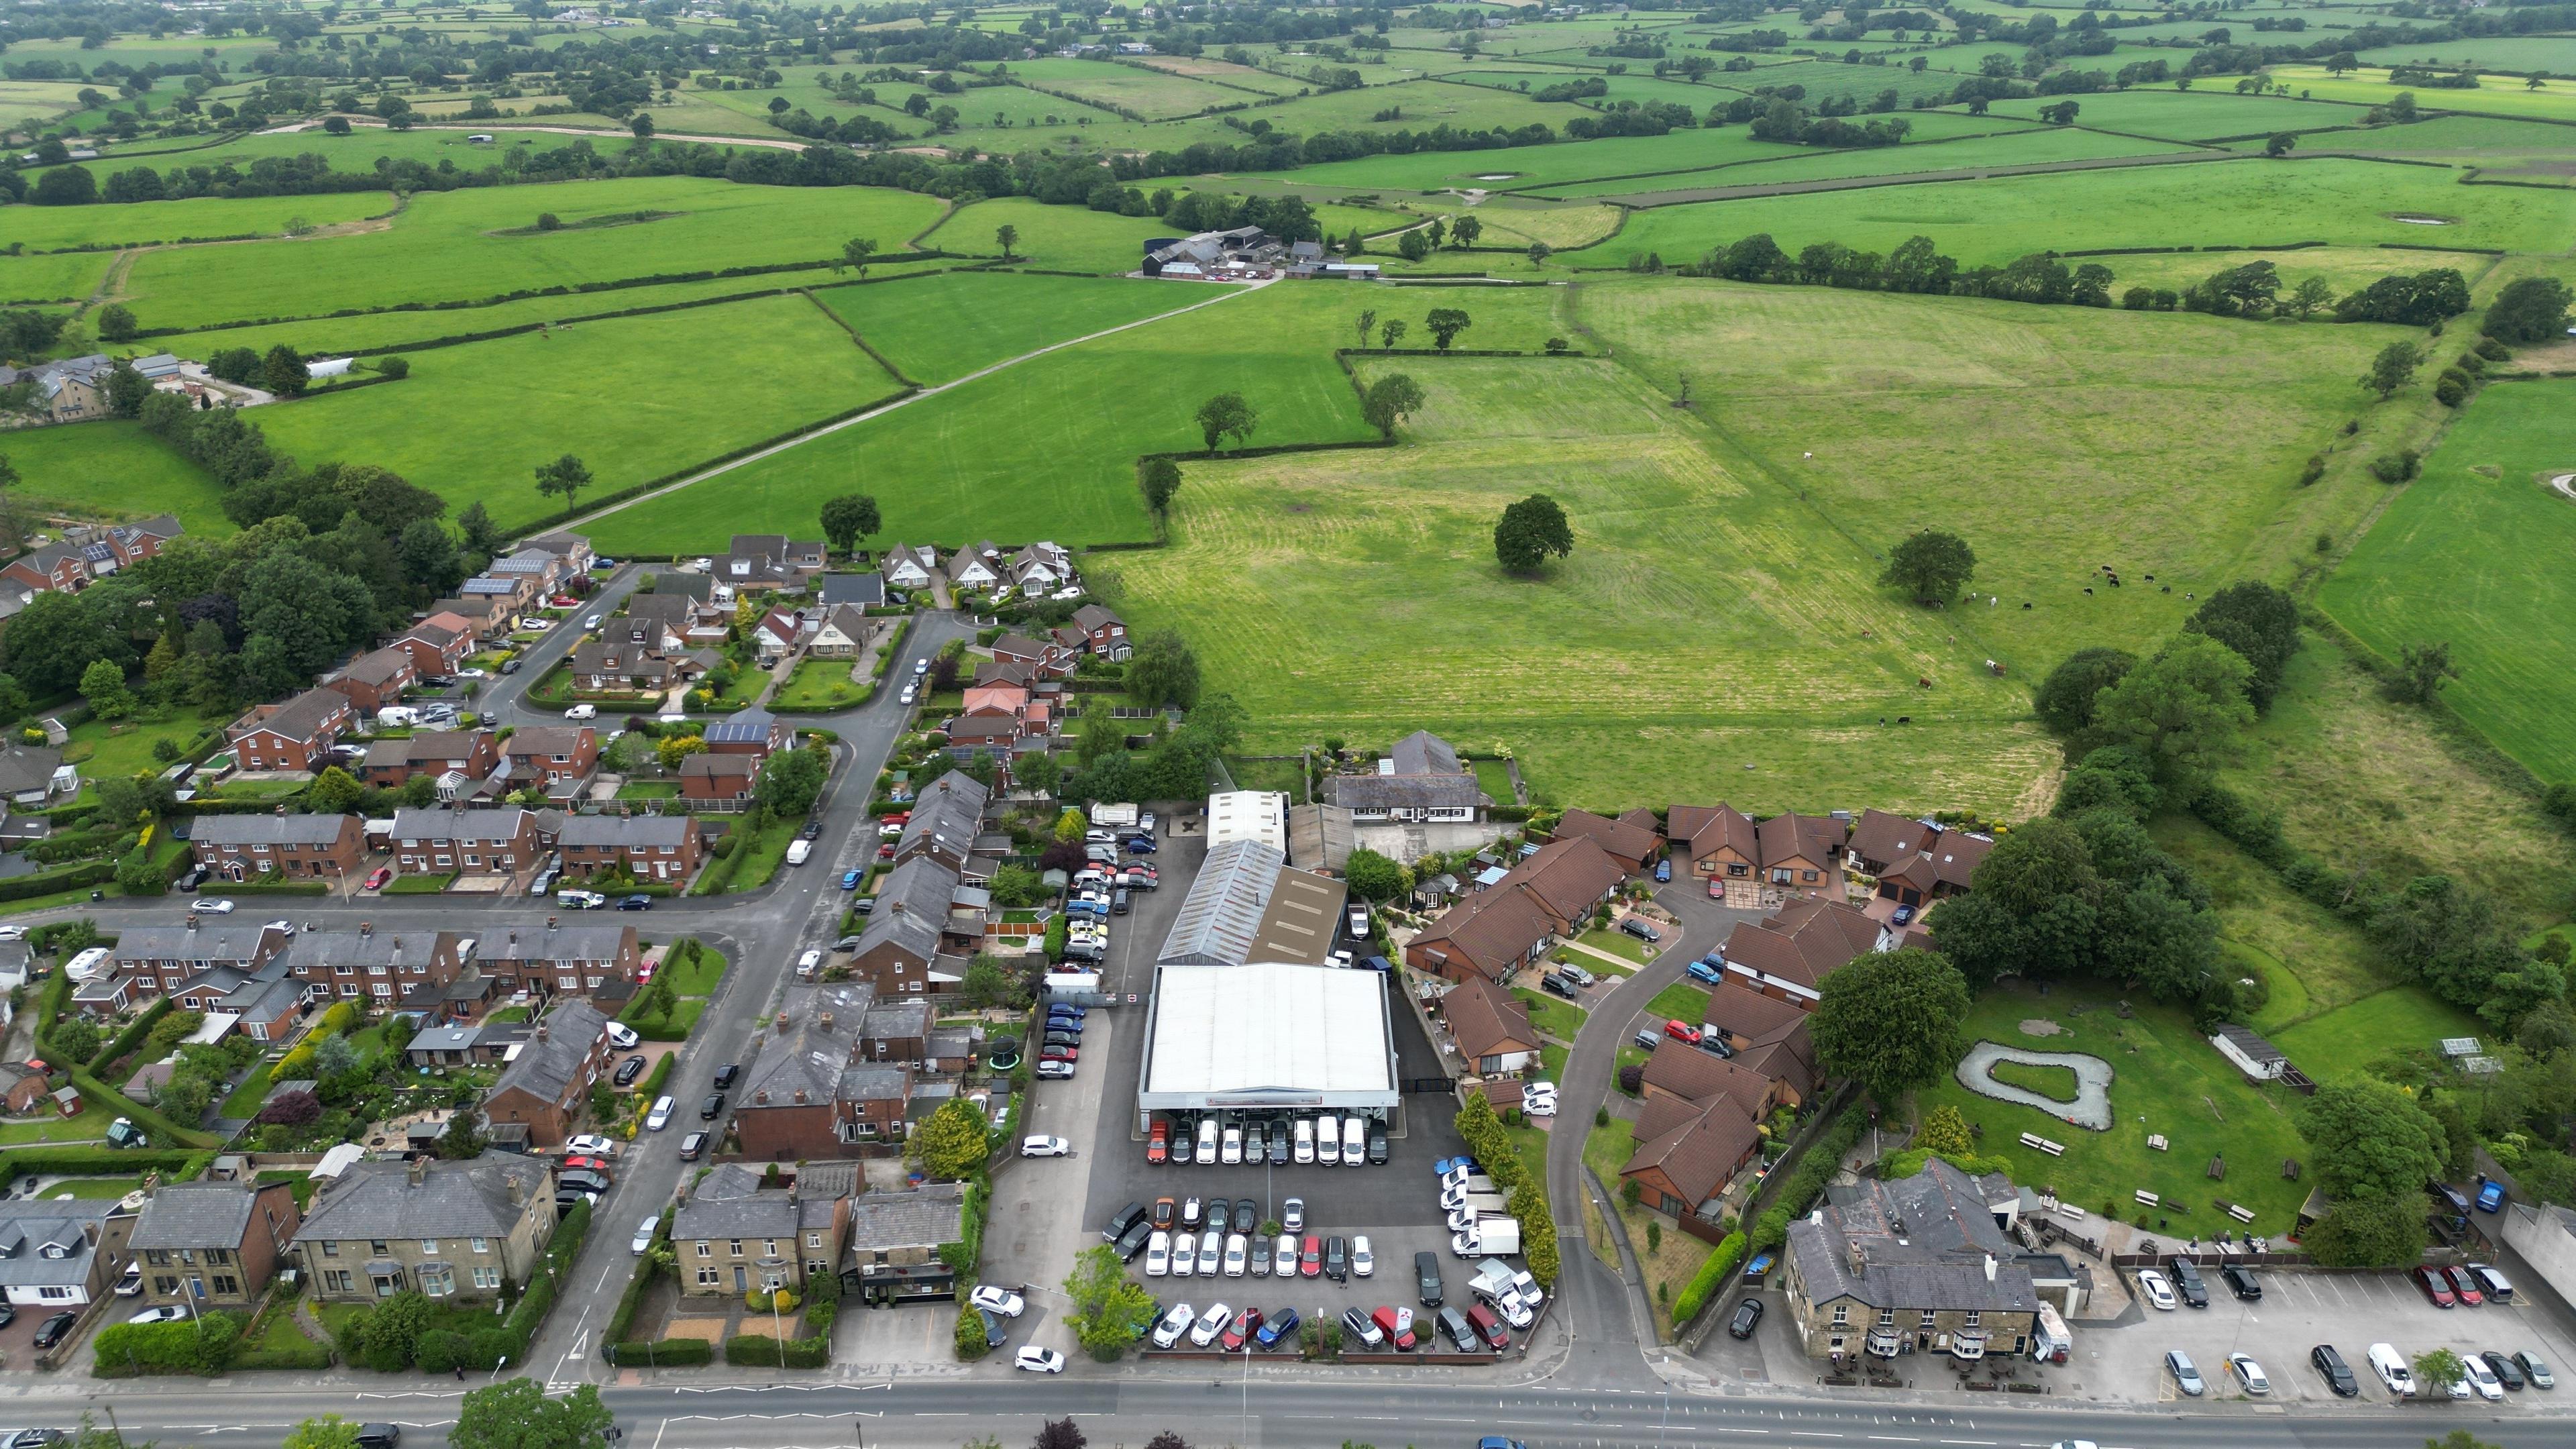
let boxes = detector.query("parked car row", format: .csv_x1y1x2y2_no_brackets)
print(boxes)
2165,1342,2554,1401
1146,1110,1387,1167
2413,1261,2517,1307
1034,1003,1084,1081
1537,963,1596,1000
1144,1298,1509,1354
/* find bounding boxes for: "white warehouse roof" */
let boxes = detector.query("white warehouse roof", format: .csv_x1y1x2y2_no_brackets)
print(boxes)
1140,963,1397,1110
1206,790,1287,852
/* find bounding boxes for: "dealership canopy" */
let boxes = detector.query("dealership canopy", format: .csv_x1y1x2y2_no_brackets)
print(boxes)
1138,963,1398,1114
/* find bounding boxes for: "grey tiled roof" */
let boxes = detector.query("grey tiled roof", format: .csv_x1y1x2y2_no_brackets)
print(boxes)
846,1182,965,1252
0,1200,112,1289
488,999,610,1107
1789,1160,2041,1315
193,813,360,849
862,1001,930,1043
851,857,953,965
837,1065,908,1103
295,1155,553,1243
558,814,694,848
129,1181,266,1249
482,922,633,965
895,772,987,859
741,981,875,1107
114,922,284,966
673,1164,801,1241
282,928,450,973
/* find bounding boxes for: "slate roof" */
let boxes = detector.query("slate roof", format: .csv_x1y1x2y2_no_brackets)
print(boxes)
2214,1023,2287,1065
128,1181,269,1249
741,981,876,1108
557,814,694,849
895,771,987,859
851,856,957,964
1788,1159,2039,1314
674,1163,800,1241
488,999,611,1108
113,921,283,966
191,813,360,848
389,806,532,845
818,573,884,607
281,928,451,975
862,1000,930,1042
1326,729,1483,814
837,1065,909,1102
0,745,64,796
0,1199,112,1289
364,731,496,771
847,1181,965,1252
238,687,349,743
295,1155,553,1243
481,922,634,965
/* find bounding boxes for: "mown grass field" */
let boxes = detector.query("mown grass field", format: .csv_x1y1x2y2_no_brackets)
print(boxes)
1982,90,2371,138
0,251,113,306
2269,986,2485,1088
115,176,951,329
1544,125,2196,202
1093,350,2058,814
256,293,902,528
1010,56,1260,118
2098,244,2477,297
1,419,240,534
1914,977,2314,1236
584,279,1415,556
1573,158,2576,268
2352,36,2576,75
3,190,400,253
2320,378,2576,786
917,197,1163,275
812,270,1197,385
1568,277,2406,679
2266,65,2576,123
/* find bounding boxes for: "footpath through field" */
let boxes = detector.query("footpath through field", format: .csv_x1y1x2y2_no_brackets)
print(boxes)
564,276,1275,531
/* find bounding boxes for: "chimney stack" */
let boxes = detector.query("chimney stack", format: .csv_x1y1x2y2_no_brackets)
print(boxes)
819,1012,834,1032
360,921,374,937
1984,1253,1997,1282
508,1173,525,1206
185,913,199,929
535,1022,549,1042
755,1089,769,1105
407,1155,427,1187
793,1088,807,1104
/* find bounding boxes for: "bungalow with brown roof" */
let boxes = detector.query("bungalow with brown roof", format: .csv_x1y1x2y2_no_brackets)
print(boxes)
1756,812,1846,898
1717,898,1889,1010
1403,837,1623,985
227,689,355,773
1554,808,1660,873
1640,1038,1797,1120
680,751,758,805
1847,809,1992,908
1619,1089,1763,1222
1668,803,1760,884
1441,976,1539,1076
1703,980,1821,1108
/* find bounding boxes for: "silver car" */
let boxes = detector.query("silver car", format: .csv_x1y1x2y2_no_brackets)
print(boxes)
1196,1228,1222,1276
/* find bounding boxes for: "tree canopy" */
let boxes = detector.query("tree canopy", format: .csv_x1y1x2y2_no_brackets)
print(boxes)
2483,276,2572,344
1878,529,1976,605
1493,494,1574,575
2088,633,2254,793
1126,631,1201,710
1811,949,1972,1104
1192,392,1258,452
2184,580,2298,712
449,1380,616,1449
1342,847,1407,902
2300,1079,2449,1201
818,492,881,555
1360,374,1427,437
915,1097,989,1179
2032,647,2136,738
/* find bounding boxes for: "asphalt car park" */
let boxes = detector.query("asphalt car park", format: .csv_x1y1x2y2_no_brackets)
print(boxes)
2104,1265,2576,1405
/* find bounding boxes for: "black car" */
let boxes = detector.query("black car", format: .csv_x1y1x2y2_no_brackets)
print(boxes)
977,1307,1008,1348
2310,1344,2357,1397
1416,1250,1444,1307
32,1311,76,1348
678,1132,708,1161
1366,1129,1389,1165
0,1303,15,1328
355,1430,402,1449
700,1092,726,1120
2220,1263,2262,1301
2166,1256,2210,1308
2485,1350,2527,1391
713,1063,740,1090
1540,973,1580,1000
1268,1125,1291,1166
557,1170,612,1195
1044,1030,1081,1049
1229,1199,1254,1236
612,1056,646,1087
1727,1297,1764,1340
1324,1235,1348,1283
1112,1219,1154,1263
617,894,653,911
1205,1198,1231,1234
1104,1201,1149,1243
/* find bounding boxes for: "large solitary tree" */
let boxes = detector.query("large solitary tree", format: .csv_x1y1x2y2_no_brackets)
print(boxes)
2301,1079,2449,1201
1192,392,1258,453
449,1380,616,1449
2482,275,2571,343
818,492,881,555
2184,580,2299,712
2362,340,2423,400
1811,948,1972,1104
1424,307,1473,350
1493,494,1573,575
1879,529,1976,605
1360,374,1426,437
1140,458,1182,517
533,453,593,515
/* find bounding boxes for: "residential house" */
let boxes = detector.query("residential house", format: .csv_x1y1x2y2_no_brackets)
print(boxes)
1756,811,1846,897
1618,1089,1764,1224
1640,1038,1797,1120
1325,730,1483,824
818,573,884,610
557,813,703,885
190,812,366,881
527,531,595,576
74,920,289,1016
482,1000,613,1148
944,549,1001,594
1441,975,1539,1076
857,1000,930,1065
0,354,115,426
971,659,1037,691
1012,542,1075,596
486,547,564,596
1,541,95,596
1782,1159,2041,1361
1702,981,1821,1108
987,632,1073,679
459,575,532,610
879,545,937,592
671,1162,854,1298
735,982,916,1159
0,744,74,805
325,646,419,714
478,920,643,1002
361,730,502,792
388,806,541,878
500,726,600,797
1717,897,1889,1010
938,714,1023,768
1667,803,1761,884
1068,603,1131,662
228,688,356,772
720,534,826,592
613,596,692,652
0,1197,131,1307
1846,809,1992,908
424,594,516,639
570,639,705,694
405,1018,530,1068
890,771,988,875
281,924,466,1007
1554,808,1661,873
702,707,792,760
750,607,807,665
807,605,873,659
390,621,472,680
845,856,977,996
841,1181,966,1301
292,1153,557,1303
680,751,759,805
125,1180,301,1311
13,515,182,593
1402,837,1625,985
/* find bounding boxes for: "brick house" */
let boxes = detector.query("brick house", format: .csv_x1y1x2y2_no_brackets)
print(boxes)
1702,981,1821,1108
227,688,356,772
500,726,600,796
478,920,642,1002
672,1162,854,1299
1440,975,1539,1075
557,813,702,885
1756,812,1847,897
701,708,791,759
1552,808,1662,873
527,530,595,576
680,751,757,804
1,541,95,596
1783,1159,2042,1362
570,639,705,694
1619,1089,1764,1222
360,730,501,790
292,1154,557,1303
890,771,987,875
126,1180,301,1311
325,647,419,714
1847,809,1993,908
1717,898,1890,1010
75,920,289,1016
1403,837,1625,985
191,812,366,881
281,925,466,1006
388,806,540,877
424,594,516,639
1640,1038,1797,1120
482,1000,613,1148
1667,802,1760,883
390,620,472,680
1069,603,1131,661
988,632,1073,679
845,857,975,997
735,983,918,1160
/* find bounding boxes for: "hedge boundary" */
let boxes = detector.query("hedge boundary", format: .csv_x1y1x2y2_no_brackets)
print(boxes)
1672,1228,1747,1332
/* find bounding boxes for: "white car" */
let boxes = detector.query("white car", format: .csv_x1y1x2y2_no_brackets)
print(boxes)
2462,1353,2505,1401
1036,1061,1075,1080
631,1214,659,1254
2226,1352,2269,1396
584,615,604,631
1274,1233,1299,1279
969,1285,1025,1319
602,1022,639,1050
796,949,824,979
1521,1092,1558,1118
524,619,553,631
1144,1231,1172,1277
1488,1288,1534,1329
128,1303,194,1324
1196,1228,1222,1276
1170,1232,1195,1278
1221,1128,1243,1165
0,925,23,941
1189,1303,1231,1348
1014,1346,1065,1374
1195,1120,1218,1165
1281,1197,1305,1232
191,898,235,914
645,1095,674,1130
566,1134,618,1157
899,685,917,706
1224,1233,1248,1277
1350,1234,1373,1278
457,668,487,680
1152,1303,1194,1349
693,557,713,572
1020,1135,1071,1158
2135,1268,2177,1311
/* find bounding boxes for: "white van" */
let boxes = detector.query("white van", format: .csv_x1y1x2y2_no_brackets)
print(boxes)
1294,1118,1316,1164
785,839,812,867
558,889,606,909
564,704,598,720
1342,1115,1366,1167
1194,1118,1218,1165
2367,1342,2415,1397
1316,1118,1340,1167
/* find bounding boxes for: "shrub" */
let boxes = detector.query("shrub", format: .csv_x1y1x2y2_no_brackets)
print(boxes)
609,1336,712,1366
1672,1230,1747,1330
2369,449,2421,484
2434,369,2470,407
414,1329,468,1375
954,1299,989,1360
2298,453,2325,485
92,1311,241,1377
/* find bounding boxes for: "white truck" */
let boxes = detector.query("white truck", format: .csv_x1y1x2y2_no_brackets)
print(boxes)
1088,802,1140,830
784,839,812,867
1451,1218,1519,1258
1444,1193,1510,1232
1477,1256,1544,1309
1438,1172,1497,1203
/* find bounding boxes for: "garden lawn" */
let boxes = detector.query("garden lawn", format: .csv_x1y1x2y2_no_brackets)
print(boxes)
59,713,223,794
255,293,904,530
0,1099,111,1144
1646,980,1711,1027
1569,158,2576,268
658,941,727,996
48,1177,147,1198
814,269,1197,385
1915,977,2313,1236
1513,987,1587,1043
771,658,869,712
2269,987,2487,1089
1,420,241,539
1580,1116,1713,1335
1577,928,1656,965
384,873,458,894
220,1057,282,1119
587,280,1395,555
2320,378,2576,786
115,176,949,329
696,815,798,895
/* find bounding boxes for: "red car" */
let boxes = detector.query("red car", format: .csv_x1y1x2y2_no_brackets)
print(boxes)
561,1155,613,1178
1466,1302,1509,1348
1663,1019,1703,1046
1040,1045,1078,1063
1299,1234,1322,1279
2415,1265,2457,1307
549,594,577,608
1371,1305,1415,1350
1220,1306,1263,1350
1147,1120,1169,1164
877,843,896,861
2446,1265,2484,1305
363,867,392,892
879,812,910,826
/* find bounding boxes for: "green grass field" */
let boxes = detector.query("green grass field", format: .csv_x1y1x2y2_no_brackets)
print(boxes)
2320,378,2576,784
813,270,1198,384
4,189,397,252
256,293,902,529
1570,158,2576,268
2352,36,2576,76
1,419,240,535
1010,56,1261,118
918,197,1164,275
2269,986,2485,1087
0,250,117,305
1983,89,2371,138
1917,977,2314,1236
115,176,950,329
2267,65,2576,123
1542,124,2194,202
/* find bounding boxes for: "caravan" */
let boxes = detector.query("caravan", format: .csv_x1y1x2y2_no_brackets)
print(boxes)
2029,1302,2071,1364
